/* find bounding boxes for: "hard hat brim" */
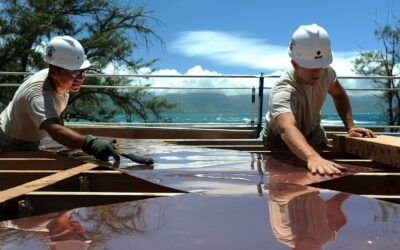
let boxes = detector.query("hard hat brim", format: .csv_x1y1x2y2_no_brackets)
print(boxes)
58,59,91,71
78,59,91,70
290,53,332,69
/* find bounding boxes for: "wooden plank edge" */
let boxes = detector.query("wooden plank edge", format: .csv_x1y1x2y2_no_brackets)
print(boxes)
27,191,184,197
0,162,98,203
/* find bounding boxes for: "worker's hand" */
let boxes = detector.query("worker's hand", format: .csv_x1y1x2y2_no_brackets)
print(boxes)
306,154,346,175
348,127,376,138
82,135,120,161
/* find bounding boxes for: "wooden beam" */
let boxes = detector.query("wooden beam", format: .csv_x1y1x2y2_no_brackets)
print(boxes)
310,173,400,196
0,170,60,173
164,139,262,146
0,170,119,174
66,124,386,140
68,125,255,139
44,171,185,193
196,145,265,151
28,191,183,196
0,162,98,203
363,194,400,199
0,151,90,170
333,134,400,168
354,172,400,176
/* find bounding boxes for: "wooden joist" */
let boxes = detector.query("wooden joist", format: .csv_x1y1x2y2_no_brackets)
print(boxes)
0,150,188,220
164,139,263,146
0,170,184,193
0,162,99,203
0,151,87,170
69,125,255,139
333,134,400,168
28,191,183,197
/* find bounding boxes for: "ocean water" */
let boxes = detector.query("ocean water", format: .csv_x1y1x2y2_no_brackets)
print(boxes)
117,113,388,126
321,113,387,126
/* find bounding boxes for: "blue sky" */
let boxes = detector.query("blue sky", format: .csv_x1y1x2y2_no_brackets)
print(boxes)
119,0,399,93
140,0,398,74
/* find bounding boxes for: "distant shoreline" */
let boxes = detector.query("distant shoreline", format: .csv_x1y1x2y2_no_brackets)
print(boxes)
111,112,387,125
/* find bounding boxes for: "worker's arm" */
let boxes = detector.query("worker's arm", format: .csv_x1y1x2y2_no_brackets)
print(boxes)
276,113,345,174
329,80,376,138
40,118,119,161
40,117,85,148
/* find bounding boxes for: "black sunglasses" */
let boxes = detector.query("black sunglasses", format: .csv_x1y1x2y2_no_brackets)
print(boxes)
56,66,87,77
64,69,86,77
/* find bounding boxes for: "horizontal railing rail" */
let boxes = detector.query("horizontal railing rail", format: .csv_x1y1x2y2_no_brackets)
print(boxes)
1,72,399,91
1,71,400,79
1,71,400,136
1,83,400,92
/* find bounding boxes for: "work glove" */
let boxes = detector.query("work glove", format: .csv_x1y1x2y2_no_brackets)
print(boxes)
82,135,120,161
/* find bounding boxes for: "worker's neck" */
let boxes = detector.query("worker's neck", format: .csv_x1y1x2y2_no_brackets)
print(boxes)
49,76,66,96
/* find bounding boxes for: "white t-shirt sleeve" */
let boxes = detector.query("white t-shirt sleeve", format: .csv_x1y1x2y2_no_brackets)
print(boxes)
270,88,296,119
27,92,60,128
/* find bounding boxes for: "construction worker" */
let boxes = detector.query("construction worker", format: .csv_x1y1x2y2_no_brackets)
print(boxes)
261,24,376,175
0,36,119,161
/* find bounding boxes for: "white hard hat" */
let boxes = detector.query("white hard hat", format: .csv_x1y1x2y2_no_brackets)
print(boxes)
45,36,91,70
288,24,332,68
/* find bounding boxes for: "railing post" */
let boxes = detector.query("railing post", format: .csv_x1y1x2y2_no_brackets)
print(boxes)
256,73,264,137
251,86,256,128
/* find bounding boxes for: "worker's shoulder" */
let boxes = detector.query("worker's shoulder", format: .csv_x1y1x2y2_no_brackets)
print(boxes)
271,78,297,94
24,69,49,84
18,69,49,92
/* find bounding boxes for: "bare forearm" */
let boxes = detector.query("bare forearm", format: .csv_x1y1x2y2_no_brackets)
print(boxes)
280,126,319,161
42,121,85,148
275,113,345,174
333,93,355,131
49,127,85,148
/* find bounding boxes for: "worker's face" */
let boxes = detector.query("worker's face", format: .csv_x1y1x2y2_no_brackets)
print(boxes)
292,60,324,86
54,67,87,93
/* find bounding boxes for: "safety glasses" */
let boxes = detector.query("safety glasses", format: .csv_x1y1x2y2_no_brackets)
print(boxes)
64,69,86,78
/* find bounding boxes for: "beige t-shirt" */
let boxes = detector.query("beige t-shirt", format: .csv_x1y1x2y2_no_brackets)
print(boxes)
0,69,69,143
264,66,337,138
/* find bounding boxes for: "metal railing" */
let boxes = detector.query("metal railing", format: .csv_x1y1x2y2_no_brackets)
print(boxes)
1,71,400,136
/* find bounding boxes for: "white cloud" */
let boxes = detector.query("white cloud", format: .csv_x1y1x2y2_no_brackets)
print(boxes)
100,31,380,96
167,30,379,94
131,64,374,97
331,52,377,94
170,30,368,75
171,31,290,71
136,65,259,96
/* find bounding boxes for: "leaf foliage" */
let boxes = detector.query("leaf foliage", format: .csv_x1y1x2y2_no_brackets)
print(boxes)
0,0,176,122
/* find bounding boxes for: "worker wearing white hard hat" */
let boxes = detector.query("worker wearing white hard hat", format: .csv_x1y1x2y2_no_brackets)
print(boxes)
288,24,333,69
45,36,91,70
261,24,376,175
0,36,119,161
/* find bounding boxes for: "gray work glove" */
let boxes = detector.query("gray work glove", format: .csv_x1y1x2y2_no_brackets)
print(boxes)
82,135,120,161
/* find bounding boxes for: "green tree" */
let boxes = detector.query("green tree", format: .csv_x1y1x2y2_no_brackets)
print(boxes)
0,0,175,122
353,17,400,128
